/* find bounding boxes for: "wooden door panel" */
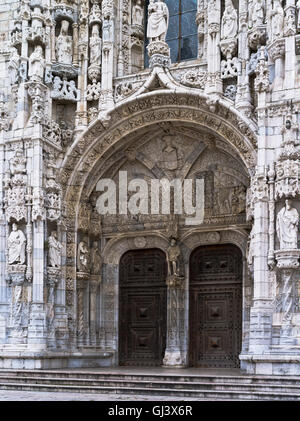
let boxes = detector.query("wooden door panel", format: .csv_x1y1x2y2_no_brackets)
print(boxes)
119,249,167,367
190,245,242,368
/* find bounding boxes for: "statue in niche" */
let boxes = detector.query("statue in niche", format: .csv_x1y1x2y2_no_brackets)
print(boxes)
103,18,113,42
56,20,73,64
28,45,46,82
48,231,62,268
276,199,299,250
147,0,169,42
221,0,238,40
91,241,102,275
251,0,265,27
89,24,102,66
8,223,26,265
162,135,178,171
77,236,90,272
270,0,284,39
132,0,144,26
166,237,181,277
8,47,20,85
10,147,26,176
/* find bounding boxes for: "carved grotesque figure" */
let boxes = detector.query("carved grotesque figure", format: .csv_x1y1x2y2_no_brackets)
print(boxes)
48,231,62,268
28,45,46,82
77,236,90,272
8,223,26,265
89,24,102,66
132,0,144,26
277,199,299,249
147,0,169,42
91,241,102,275
56,20,73,64
8,47,20,85
221,0,238,40
167,237,181,277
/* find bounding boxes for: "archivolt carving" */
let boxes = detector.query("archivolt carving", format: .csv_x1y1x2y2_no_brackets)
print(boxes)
181,229,248,263
103,234,169,265
60,92,257,228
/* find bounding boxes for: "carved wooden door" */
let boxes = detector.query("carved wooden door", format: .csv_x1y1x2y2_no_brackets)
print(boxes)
119,249,167,366
189,244,242,368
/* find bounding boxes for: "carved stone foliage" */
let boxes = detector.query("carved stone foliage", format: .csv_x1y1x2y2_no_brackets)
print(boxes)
179,69,207,89
221,57,239,79
254,47,270,93
27,81,48,124
45,153,62,222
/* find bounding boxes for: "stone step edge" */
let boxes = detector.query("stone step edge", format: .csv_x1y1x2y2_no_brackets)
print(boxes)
0,376,300,391
0,382,299,399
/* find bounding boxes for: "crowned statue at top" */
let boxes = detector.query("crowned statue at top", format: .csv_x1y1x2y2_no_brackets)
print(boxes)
56,20,73,65
221,0,238,40
147,0,169,42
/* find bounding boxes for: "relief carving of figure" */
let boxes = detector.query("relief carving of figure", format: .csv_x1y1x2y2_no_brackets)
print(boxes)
167,238,181,277
8,47,20,85
28,45,46,82
221,0,238,40
270,0,284,39
91,241,102,275
147,0,169,42
56,20,73,64
90,24,102,66
162,135,178,171
132,0,144,26
77,236,90,272
251,0,265,27
277,199,299,249
48,231,62,268
8,223,26,265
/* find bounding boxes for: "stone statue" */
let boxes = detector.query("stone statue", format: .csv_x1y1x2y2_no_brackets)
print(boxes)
147,0,169,42
8,223,26,265
132,0,144,26
89,24,102,66
270,0,284,39
162,135,178,171
167,238,181,277
77,236,90,272
91,241,102,275
56,20,73,64
8,47,20,85
221,0,238,40
28,45,46,82
48,231,62,268
277,199,299,249
251,0,265,27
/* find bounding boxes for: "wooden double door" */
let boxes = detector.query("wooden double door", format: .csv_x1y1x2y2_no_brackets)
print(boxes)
119,249,167,366
189,244,243,368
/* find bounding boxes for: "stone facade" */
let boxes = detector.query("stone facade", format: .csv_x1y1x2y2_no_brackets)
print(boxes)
0,0,300,375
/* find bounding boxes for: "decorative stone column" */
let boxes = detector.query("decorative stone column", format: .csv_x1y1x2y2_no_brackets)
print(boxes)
268,39,285,93
89,278,99,346
76,272,89,347
163,274,185,368
46,268,59,348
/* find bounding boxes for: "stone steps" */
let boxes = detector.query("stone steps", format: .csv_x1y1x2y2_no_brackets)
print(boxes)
0,370,300,399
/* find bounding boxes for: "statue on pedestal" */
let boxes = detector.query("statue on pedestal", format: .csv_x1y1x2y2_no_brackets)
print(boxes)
8,47,20,85
277,199,299,250
221,0,238,40
167,238,181,277
28,45,46,82
48,231,62,268
56,20,73,64
91,241,102,275
147,0,169,42
77,236,90,272
8,223,26,265
89,24,102,66
132,0,144,26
